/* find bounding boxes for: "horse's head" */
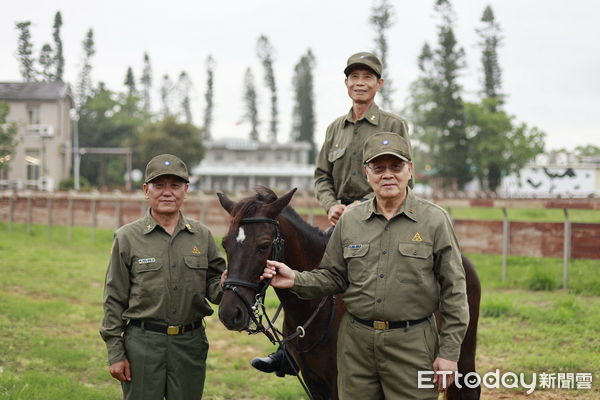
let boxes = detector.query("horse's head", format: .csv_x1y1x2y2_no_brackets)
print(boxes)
217,186,297,331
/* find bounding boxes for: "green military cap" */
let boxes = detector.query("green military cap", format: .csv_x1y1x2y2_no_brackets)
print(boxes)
344,52,382,77
144,154,189,183
363,132,412,164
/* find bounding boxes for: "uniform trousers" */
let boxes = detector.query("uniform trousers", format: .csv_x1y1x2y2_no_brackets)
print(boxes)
122,323,209,400
336,313,439,400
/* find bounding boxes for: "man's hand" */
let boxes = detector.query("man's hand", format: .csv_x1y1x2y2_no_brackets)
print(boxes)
432,357,458,392
261,260,295,288
327,204,346,226
220,269,228,287
109,359,131,382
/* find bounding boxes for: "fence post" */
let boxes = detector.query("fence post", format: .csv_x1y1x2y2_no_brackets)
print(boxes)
27,195,32,235
67,195,73,241
563,208,571,290
199,196,206,224
502,208,510,282
8,195,14,233
91,196,97,242
115,197,122,229
47,194,53,238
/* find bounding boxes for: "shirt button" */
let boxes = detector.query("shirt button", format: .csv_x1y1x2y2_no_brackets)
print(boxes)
413,250,417,255
376,298,382,303
352,172,356,176
382,250,387,255
353,151,357,156
379,274,385,278
171,264,176,268
384,226,389,231
173,286,178,291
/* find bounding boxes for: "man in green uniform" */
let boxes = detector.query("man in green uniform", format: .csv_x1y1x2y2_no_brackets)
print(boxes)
100,154,226,400
251,51,414,376
315,51,412,225
261,133,469,399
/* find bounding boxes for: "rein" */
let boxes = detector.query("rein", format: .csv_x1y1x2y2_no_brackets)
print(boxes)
221,215,334,400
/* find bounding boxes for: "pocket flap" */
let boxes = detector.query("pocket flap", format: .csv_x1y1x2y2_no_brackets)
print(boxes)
184,255,208,269
398,243,432,260
328,147,346,162
343,243,369,258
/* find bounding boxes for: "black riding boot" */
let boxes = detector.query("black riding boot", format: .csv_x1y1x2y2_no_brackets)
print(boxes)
251,346,298,377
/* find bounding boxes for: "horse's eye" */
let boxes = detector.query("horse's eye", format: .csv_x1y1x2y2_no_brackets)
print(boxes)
257,243,270,253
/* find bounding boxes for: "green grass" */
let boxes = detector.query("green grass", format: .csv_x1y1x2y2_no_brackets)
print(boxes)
1,222,599,399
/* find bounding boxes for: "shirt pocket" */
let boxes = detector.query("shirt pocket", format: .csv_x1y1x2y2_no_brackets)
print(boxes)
184,254,209,290
132,256,163,296
397,242,433,284
328,147,346,163
343,244,369,283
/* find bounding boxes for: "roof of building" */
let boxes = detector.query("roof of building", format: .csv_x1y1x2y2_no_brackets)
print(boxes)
205,138,311,151
0,81,71,101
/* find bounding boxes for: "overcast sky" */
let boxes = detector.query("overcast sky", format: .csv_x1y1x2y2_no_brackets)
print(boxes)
1,0,598,151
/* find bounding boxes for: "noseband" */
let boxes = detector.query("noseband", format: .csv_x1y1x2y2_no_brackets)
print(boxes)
222,217,284,337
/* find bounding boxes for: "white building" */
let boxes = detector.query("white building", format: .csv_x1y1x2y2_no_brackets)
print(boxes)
193,138,314,192
0,82,73,191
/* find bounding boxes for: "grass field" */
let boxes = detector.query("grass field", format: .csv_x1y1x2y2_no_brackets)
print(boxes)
1,222,598,399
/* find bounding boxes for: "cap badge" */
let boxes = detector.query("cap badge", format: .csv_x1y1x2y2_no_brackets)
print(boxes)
164,161,171,166
382,140,389,145
360,55,365,59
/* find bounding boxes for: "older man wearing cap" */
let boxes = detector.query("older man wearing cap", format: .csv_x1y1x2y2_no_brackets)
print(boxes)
251,51,415,376
261,133,469,399
100,154,226,400
315,51,413,226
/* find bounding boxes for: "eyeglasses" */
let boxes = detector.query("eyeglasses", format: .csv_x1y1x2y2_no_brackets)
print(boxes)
365,161,407,175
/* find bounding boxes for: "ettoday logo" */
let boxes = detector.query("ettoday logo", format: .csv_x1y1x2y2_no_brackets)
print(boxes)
418,370,593,394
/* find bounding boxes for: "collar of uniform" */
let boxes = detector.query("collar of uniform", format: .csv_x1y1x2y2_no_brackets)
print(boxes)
180,213,195,233
142,210,193,234
359,188,418,222
344,103,380,126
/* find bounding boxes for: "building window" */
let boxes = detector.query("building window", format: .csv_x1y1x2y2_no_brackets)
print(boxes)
0,165,8,180
25,151,41,181
215,152,223,161
27,105,41,125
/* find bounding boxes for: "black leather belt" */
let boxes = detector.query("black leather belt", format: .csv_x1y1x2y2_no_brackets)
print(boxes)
351,314,429,330
129,319,203,335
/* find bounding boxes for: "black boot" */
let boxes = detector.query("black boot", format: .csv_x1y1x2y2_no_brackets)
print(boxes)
251,346,298,377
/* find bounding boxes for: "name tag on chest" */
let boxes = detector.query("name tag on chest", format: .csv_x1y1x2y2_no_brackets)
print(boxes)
138,258,156,264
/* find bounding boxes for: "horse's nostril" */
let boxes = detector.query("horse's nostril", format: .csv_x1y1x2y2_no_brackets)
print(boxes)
233,306,244,325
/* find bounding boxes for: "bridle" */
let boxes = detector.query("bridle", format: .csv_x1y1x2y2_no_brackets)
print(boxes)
222,216,284,338
221,215,335,400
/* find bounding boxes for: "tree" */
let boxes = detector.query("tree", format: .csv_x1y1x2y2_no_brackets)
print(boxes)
38,43,55,81
370,0,395,109
477,5,503,110
177,71,193,124
257,35,278,142
0,102,19,173
203,55,215,140
140,52,152,113
160,74,174,118
53,11,64,82
15,21,36,82
291,49,317,163
133,117,204,172
78,83,148,187
76,29,95,109
465,99,545,191
574,144,600,158
242,67,259,141
406,0,471,190
124,66,136,97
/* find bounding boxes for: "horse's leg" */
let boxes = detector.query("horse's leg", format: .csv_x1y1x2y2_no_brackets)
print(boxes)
435,255,481,400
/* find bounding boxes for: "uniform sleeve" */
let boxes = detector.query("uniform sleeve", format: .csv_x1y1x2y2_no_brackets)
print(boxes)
314,122,339,213
205,230,226,304
433,212,469,361
99,235,130,366
292,216,349,298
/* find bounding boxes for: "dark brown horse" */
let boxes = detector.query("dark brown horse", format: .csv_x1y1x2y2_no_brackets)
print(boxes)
217,187,480,400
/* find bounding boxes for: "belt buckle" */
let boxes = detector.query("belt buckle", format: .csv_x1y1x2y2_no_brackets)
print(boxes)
167,325,180,335
373,320,389,330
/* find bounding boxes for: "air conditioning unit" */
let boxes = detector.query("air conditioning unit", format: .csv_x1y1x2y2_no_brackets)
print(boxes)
39,126,54,137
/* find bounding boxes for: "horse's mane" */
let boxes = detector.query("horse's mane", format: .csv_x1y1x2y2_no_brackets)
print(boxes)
231,186,329,248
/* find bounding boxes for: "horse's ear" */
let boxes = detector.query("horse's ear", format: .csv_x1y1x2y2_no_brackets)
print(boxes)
265,188,297,218
217,192,236,215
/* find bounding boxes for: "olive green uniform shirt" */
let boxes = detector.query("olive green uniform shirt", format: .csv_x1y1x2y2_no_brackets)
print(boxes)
314,103,411,212
100,210,226,365
292,189,469,361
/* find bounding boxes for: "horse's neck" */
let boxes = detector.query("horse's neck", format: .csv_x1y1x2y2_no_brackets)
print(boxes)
279,210,327,272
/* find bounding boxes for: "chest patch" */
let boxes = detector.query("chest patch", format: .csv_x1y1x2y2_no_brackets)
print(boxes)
192,246,201,255
236,227,246,244
412,232,423,242
138,257,156,264
348,244,363,249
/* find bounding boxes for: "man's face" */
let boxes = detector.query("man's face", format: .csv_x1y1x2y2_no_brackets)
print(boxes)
345,68,383,105
143,175,188,216
364,154,413,200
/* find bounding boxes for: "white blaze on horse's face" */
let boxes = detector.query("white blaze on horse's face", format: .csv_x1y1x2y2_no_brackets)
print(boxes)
236,227,246,244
